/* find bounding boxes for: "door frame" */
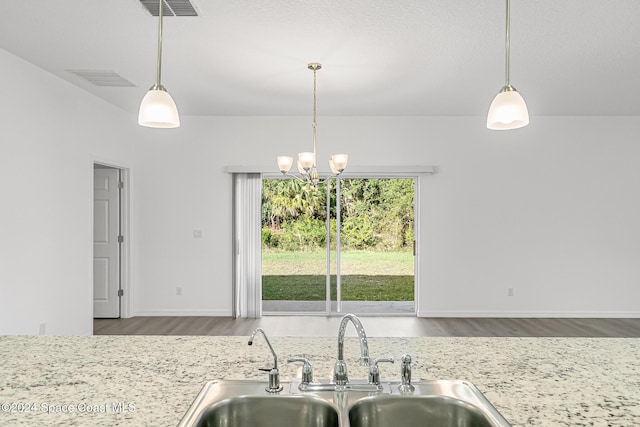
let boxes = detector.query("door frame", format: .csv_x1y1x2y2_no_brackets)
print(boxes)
92,160,131,319
261,173,421,317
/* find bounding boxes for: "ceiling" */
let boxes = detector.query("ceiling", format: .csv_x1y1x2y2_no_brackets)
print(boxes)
1,0,639,117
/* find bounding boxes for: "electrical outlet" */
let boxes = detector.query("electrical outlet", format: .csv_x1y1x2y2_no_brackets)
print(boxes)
39,322,46,335
193,230,203,238
507,288,514,297
176,287,182,296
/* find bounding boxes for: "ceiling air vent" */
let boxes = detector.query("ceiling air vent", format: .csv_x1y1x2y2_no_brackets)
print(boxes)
67,70,136,87
139,0,199,17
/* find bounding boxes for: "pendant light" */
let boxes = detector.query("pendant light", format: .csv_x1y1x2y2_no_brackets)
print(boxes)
138,0,180,128
487,0,529,130
277,63,348,187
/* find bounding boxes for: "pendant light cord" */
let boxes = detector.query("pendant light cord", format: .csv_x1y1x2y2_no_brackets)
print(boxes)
312,66,318,167
156,0,164,87
504,0,511,87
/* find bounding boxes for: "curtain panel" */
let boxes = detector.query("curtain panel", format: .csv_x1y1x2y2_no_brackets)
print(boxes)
232,173,262,318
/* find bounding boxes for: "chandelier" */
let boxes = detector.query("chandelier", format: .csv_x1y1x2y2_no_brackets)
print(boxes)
277,63,348,187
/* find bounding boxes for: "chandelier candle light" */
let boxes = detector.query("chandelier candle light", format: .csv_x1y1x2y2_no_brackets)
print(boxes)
277,63,348,187
487,0,529,130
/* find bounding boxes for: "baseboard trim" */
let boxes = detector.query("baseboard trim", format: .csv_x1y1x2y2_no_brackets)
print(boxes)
131,309,233,317
129,309,640,318
417,310,640,318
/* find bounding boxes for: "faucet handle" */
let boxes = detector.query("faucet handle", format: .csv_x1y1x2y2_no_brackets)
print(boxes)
371,357,395,366
287,356,313,385
368,357,394,385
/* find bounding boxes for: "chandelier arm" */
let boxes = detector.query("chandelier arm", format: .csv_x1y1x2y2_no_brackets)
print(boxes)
281,172,309,183
319,174,340,185
282,171,343,187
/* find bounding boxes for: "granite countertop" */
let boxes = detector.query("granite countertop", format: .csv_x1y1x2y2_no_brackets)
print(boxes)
0,336,638,426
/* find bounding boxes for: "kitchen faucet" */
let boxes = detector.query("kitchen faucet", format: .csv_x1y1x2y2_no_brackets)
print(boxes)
334,314,370,386
248,328,282,392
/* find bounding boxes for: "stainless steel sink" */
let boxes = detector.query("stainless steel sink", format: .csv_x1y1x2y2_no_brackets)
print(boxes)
178,381,340,427
178,380,511,427
349,395,495,427
192,395,339,427
383,380,510,427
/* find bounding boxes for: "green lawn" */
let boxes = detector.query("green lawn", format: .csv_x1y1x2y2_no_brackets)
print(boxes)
262,250,414,301
262,250,413,275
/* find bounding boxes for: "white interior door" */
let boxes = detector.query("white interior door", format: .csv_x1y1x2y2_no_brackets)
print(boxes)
93,167,120,318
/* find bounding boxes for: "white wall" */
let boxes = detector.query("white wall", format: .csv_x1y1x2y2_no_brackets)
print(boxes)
2,44,639,336
132,115,640,318
417,117,640,316
0,48,138,335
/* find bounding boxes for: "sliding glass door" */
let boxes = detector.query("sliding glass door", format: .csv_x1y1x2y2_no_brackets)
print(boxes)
261,179,328,313
336,178,415,314
261,177,415,315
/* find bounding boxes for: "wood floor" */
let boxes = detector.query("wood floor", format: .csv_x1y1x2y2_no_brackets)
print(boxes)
93,316,640,337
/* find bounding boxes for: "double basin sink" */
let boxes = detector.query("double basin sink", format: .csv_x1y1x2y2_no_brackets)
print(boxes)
178,379,511,427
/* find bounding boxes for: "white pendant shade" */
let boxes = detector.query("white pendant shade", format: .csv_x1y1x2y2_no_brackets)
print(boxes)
487,86,529,130
277,156,294,174
331,154,348,172
138,87,180,128
298,152,315,170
